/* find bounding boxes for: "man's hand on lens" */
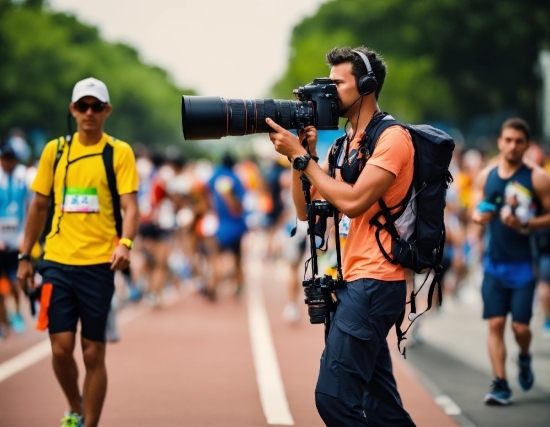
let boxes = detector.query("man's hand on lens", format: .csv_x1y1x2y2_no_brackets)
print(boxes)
110,244,130,270
266,118,307,159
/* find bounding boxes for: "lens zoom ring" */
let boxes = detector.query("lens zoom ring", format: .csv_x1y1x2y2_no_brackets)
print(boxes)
228,99,247,136
258,100,275,133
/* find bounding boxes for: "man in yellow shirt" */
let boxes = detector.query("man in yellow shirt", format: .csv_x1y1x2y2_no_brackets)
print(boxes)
17,77,139,427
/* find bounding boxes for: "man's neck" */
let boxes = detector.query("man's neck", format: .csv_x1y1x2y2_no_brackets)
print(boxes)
347,101,380,137
498,158,523,179
77,129,104,146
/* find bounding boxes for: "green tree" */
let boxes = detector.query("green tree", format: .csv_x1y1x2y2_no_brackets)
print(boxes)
0,0,197,151
272,0,550,141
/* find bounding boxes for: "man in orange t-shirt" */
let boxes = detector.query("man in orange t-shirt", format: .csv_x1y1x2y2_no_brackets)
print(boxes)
268,46,416,427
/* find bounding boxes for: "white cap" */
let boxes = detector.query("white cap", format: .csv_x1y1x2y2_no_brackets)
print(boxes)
71,77,110,103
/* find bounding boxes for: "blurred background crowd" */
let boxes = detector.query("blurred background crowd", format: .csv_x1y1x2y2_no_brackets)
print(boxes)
2,125,550,344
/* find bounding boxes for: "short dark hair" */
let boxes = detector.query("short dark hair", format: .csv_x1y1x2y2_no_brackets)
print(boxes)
501,117,530,142
326,46,387,99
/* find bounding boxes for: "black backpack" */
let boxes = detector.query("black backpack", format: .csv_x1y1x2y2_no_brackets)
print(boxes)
331,113,455,355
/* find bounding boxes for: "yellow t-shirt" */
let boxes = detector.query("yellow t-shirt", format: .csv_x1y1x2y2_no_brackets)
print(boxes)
31,133,139,265
340,126,414,282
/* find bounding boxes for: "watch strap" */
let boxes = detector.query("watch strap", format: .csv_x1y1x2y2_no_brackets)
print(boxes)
293,153,311,171
119,238,134,250
18,253,31,262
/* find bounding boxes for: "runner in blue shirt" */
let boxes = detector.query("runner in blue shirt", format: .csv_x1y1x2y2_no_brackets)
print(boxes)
207,153,248,300
0,143,29,337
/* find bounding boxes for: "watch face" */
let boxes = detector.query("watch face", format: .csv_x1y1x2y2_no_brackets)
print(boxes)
293,155,309,171
294,158,305,170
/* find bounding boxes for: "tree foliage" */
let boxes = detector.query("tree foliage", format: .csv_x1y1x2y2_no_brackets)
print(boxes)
272,0,550,141
0,0,196,149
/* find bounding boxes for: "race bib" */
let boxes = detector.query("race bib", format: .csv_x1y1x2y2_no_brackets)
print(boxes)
63,187,100,213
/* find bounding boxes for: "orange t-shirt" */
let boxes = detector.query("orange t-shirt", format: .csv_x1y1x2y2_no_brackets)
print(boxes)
339,125,414,282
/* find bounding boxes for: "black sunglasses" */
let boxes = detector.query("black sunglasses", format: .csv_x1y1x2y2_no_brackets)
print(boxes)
73,101,108,113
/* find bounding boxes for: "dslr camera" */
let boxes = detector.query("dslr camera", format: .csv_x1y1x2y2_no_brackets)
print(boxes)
181,78,339,140
303,200,345,324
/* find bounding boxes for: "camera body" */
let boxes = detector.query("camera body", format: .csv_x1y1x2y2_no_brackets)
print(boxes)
303,199,345,324
292,78,339,130
181,78,339,140
303,275,338,324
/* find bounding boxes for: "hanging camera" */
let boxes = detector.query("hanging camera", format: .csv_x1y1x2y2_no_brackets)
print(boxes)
301,194,346,340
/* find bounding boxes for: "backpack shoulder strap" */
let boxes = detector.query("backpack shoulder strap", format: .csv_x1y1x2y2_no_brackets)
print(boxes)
41,136,69,245
52,136,66,174
328,134,348,178
362,113,399,156
102,138,123,238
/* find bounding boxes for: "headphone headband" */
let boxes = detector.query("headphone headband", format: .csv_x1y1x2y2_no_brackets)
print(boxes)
352,50,373,74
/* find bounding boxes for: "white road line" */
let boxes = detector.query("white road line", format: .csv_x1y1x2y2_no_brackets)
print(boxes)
0,287,179,384
0,339,51,383
435,395,462,416
247,278,295,425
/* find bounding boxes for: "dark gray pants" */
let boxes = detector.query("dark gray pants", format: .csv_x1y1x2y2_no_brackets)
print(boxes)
315,278,416,427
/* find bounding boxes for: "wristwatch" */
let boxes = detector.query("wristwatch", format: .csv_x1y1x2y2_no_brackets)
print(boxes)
292,153,312,171
18,253,31,262
119,238,134,250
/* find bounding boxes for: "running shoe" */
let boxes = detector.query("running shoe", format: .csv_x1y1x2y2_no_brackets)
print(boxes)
127,284,143,302
518,352,534,391
484,377,512,405
60,412,83,427
9,312,25,334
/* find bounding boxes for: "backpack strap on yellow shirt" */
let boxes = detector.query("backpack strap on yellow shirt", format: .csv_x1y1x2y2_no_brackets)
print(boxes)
102,137,122,238
40,135,69,244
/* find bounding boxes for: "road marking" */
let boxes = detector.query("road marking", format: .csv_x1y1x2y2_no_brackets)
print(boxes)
247,278,294,425
0,287,179,384
435,395,462,416
0,339,51,383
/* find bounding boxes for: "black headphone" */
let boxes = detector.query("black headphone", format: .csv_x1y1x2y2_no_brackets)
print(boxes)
352,50,378,96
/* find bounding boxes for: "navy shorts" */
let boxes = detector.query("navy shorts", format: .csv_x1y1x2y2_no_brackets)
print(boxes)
38,260,115,342
481,273,536,324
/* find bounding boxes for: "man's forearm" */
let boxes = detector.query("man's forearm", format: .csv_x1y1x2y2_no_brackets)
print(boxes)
21,200,48,254
121,200,139,241
291,169,308,221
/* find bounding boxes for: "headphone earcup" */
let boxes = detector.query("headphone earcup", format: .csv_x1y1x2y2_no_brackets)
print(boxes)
357,72,377,96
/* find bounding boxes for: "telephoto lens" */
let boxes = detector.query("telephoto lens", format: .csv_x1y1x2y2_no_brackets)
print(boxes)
181,97,306,140
181,78,339,140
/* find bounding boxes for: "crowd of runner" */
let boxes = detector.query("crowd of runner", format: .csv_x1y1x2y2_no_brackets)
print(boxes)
1,130,550,343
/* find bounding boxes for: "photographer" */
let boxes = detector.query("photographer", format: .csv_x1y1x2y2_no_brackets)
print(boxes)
268,46,416,427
